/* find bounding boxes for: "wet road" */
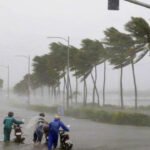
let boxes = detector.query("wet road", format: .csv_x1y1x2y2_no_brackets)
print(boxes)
1,104,150,150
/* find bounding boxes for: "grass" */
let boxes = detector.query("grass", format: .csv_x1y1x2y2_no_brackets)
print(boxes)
65,106,150,126
8,100,150,127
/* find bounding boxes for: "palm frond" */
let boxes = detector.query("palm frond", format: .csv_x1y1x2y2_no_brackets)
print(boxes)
134,49,149,64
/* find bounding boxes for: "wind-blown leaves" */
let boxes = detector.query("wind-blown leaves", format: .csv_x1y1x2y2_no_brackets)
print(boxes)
125,17,150,44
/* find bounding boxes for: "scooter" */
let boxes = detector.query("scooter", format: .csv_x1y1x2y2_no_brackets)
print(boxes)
59,130,73,150
13,124,25,143
43,124,73,150
43,124,49,144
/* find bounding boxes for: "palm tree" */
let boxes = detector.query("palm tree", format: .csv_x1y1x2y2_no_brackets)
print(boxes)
81,39,104,105
104,27,134,109
49,42,72,106
125,17,150,64
33,54,60,100
14,74,29,96
69,46,80,104
125,17,150,109
74,50,89,106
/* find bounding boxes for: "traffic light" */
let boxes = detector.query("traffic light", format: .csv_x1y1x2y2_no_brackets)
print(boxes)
108,0,119,10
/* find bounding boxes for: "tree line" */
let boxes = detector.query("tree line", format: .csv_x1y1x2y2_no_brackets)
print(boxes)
14,17,150,109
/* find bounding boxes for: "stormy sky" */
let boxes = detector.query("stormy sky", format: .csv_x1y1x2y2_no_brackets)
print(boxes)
0,0,149,91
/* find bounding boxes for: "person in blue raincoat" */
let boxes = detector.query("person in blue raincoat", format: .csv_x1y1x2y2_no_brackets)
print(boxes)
3,111,24,142
48,114,69,150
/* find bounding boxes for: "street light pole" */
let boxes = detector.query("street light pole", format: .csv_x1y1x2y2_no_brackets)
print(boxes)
16,55,31,105
47,36,70,109
7,65,10,100
0,65,10,100
66,36,70,109
27,56,31,105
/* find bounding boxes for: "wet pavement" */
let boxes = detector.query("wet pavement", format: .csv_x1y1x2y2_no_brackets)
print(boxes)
1,103,150,150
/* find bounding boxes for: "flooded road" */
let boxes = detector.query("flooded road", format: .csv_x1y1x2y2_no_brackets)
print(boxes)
1,103,150,150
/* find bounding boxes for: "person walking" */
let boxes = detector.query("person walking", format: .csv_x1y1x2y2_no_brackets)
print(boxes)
3,111,24,142
33,112,48,144
48,114,69,150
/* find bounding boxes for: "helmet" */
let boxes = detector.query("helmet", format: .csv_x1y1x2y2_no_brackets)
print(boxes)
8,111,14,117
39,112,45,117
54,114,60,119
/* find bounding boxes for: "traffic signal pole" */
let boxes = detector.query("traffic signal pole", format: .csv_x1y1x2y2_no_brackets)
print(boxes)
108,0,150,10
125,0,150,9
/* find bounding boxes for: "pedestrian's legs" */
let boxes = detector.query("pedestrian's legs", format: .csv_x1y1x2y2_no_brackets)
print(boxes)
4,128,11,142
48,135,53,150
53,134,58,149
44,133,48,144
37,131,43,143
33,131,37,143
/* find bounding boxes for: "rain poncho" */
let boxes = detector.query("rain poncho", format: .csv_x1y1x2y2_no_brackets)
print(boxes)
48,118,69,150
3,116,23,142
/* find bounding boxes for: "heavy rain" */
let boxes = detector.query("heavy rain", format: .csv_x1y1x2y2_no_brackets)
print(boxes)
0,0,150,150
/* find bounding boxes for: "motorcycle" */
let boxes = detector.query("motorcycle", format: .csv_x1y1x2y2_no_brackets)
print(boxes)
13,124,25,143
43,124,73,150
59,129,73,150
43,124,49,144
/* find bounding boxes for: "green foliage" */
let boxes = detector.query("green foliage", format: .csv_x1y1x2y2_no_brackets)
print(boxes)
13,17,150,109
73,39,106,80
125,17,150,63
12,103,150,127
104,27,135,68
125,17,150,44
66,107,150,126
13,74,29,95
28,105,58,113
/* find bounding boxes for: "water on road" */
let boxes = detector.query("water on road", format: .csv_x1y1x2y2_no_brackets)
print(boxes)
0,103,150,150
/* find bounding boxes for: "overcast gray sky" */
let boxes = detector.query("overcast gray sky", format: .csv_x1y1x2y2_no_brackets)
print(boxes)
0,0,149,90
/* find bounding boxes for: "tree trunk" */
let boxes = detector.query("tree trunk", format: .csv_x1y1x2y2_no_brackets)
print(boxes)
33,89,36,97
63,76,66,107
83,78,86,106
91,67,100,106
131,60,138,110
58,80,61,96
95,66,100,105
91,73,96,105
48,86,51,97
85,79,87,106
54,87,56,99
68,75,73,105
75,75,78,104
103,61,106,106
120,66,124,109
40,86,44,97
83,77,87,106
